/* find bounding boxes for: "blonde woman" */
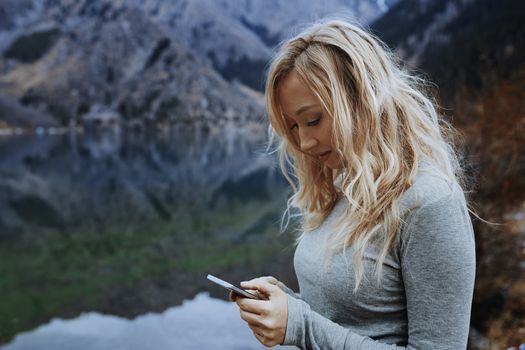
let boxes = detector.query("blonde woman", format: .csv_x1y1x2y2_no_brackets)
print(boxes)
231,19,476,349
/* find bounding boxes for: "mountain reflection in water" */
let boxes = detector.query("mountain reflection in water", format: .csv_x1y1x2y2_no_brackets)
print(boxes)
0,125,299,348
2,293,297,350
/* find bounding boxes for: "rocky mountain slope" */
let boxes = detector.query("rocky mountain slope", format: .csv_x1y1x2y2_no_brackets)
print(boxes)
0,0,397,128
0,0,264,129
131,0,396,90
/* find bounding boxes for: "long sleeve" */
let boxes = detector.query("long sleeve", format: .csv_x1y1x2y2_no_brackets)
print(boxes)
284,296,406,349
399,190,476,349
282,189,476,349
277,281,302,300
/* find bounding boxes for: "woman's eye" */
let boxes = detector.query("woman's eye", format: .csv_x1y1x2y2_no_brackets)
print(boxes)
290,123,298,131
307,117,321,127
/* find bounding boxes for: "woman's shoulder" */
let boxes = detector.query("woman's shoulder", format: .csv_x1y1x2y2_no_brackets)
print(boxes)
395,163,475,261
399,162,465,214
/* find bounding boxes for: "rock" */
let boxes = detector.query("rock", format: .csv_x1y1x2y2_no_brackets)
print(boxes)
0,93,58,129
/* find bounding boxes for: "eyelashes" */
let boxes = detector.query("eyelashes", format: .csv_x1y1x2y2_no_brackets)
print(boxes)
307,118,321,127
289,116,322,131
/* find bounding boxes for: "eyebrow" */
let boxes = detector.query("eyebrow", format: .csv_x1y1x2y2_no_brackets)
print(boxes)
282,104,320,121
295,104,318,116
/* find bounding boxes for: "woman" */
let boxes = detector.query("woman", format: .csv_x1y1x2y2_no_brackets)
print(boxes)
231,19,476,349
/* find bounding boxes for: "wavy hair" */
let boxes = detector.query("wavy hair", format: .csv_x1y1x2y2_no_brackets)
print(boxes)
265,19,465,291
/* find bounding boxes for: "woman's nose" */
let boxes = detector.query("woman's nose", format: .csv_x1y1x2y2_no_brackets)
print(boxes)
299,130,317,152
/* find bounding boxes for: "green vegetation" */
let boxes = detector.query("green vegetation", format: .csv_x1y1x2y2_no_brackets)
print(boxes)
0,192,294,344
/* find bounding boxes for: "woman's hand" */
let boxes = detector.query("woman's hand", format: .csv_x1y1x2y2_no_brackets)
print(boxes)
234,276,288,347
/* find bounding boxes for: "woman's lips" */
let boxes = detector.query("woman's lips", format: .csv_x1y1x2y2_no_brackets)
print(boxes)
318,151,331,161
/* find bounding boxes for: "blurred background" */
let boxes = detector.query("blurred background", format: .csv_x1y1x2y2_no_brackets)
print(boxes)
0,0,523,349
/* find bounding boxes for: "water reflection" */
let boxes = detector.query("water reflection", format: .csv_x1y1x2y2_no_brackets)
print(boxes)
3,293,296,350
0,125,298,347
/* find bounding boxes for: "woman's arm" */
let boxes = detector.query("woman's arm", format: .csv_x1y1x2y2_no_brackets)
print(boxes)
399,189,476,349
282,190,476,349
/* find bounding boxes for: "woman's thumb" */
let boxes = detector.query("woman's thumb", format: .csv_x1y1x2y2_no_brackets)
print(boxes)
241,280,279,297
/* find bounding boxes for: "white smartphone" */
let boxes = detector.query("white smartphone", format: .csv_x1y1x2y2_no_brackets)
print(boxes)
206,274,261,300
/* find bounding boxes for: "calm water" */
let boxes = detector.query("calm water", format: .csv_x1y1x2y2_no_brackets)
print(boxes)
0,125,299,349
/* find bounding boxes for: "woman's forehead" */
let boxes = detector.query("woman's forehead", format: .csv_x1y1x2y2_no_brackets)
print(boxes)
277,71,322,119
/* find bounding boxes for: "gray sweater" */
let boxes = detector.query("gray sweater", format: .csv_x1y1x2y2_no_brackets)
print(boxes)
279,168,476,349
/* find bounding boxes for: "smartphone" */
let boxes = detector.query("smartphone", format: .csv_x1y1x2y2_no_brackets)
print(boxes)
206,274,261,300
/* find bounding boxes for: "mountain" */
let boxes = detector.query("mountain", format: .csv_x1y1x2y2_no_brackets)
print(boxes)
0,0,46,52
131,0,396,90
373,0,525,348
0,0,264,129
0,0,398,128
373,0,524,104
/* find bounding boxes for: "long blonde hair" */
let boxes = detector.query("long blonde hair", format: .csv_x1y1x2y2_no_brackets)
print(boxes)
266,19,464,291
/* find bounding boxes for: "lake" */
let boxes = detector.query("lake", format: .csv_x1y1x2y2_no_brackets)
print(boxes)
0,125,299,349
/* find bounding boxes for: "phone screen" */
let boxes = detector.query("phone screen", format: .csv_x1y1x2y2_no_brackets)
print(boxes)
206,274,260,300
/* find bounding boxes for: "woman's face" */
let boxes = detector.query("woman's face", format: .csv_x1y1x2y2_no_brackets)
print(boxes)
278,70,343,169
